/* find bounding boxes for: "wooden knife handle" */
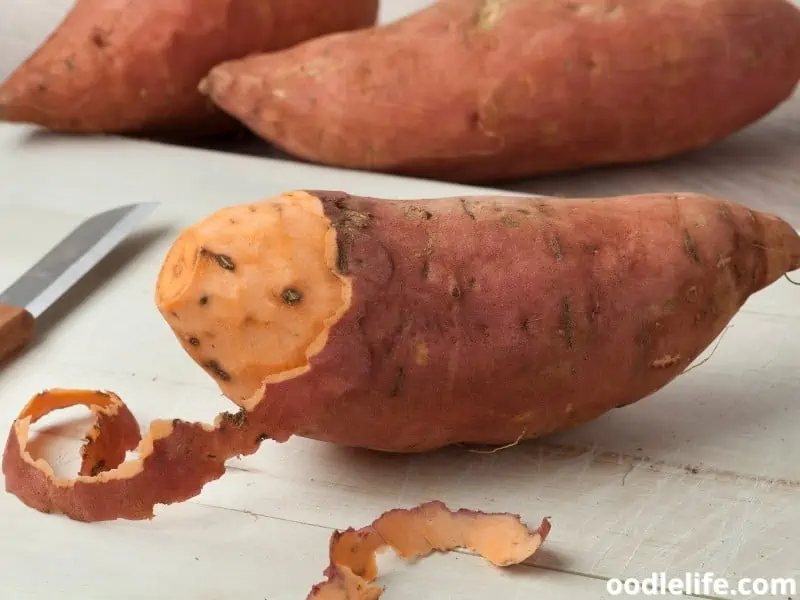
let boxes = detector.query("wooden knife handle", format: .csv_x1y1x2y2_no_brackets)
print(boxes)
0,303,35,364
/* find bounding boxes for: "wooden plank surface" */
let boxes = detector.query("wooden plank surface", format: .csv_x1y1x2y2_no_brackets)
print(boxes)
1,121,799,599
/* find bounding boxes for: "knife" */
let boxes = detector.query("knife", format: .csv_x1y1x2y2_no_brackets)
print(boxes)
0,202,159,364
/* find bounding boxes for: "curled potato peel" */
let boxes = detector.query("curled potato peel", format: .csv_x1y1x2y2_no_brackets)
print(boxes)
307,501,552,599
2,389,262,521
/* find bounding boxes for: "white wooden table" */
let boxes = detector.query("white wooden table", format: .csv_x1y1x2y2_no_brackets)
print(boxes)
0,115,799,600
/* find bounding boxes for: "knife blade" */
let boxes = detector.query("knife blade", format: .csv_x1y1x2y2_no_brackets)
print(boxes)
0,202,159,363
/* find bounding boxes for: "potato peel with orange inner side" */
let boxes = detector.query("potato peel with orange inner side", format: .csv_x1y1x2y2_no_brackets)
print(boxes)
307,501,552,599
1,388,260,521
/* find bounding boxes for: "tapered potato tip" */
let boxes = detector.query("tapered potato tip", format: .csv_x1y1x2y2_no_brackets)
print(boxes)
757,210,800,280
0,69,80,130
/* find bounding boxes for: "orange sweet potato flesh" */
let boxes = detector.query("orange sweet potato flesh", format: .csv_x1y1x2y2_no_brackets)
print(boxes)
306,501,552,599
0,0,378,135
200,0,800,182
3,189,800,522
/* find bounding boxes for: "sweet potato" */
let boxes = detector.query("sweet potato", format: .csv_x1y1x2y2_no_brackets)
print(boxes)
0,0,378,135
200,0,800,182
3,189,799,522
151,190,800,451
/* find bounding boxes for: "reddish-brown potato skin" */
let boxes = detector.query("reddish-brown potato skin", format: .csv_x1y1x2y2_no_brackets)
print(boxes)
2,401,256,521
201,0,800,182
0,0,378,135
241,191,800,452
3,423,226,521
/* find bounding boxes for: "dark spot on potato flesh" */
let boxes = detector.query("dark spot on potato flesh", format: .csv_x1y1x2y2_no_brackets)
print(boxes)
200,248,236,271
204,360,232,381
281,288,303,304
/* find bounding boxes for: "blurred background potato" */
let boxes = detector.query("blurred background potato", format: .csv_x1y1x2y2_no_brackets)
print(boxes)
0,0,435,81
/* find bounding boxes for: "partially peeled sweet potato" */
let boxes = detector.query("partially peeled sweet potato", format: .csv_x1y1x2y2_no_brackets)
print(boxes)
4,189,799,524
0,0,378,135
154,190,800,451
200,0,800,182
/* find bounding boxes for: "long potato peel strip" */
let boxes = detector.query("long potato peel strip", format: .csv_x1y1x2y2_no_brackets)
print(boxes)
2,388,271,521
307,501,552,599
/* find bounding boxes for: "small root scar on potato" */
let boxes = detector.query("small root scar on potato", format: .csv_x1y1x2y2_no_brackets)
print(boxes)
306,501,551,599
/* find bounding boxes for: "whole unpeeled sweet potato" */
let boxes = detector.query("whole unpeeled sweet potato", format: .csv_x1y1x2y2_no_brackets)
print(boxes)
200,0,800,182
3,189,799,522
0,0,378,135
